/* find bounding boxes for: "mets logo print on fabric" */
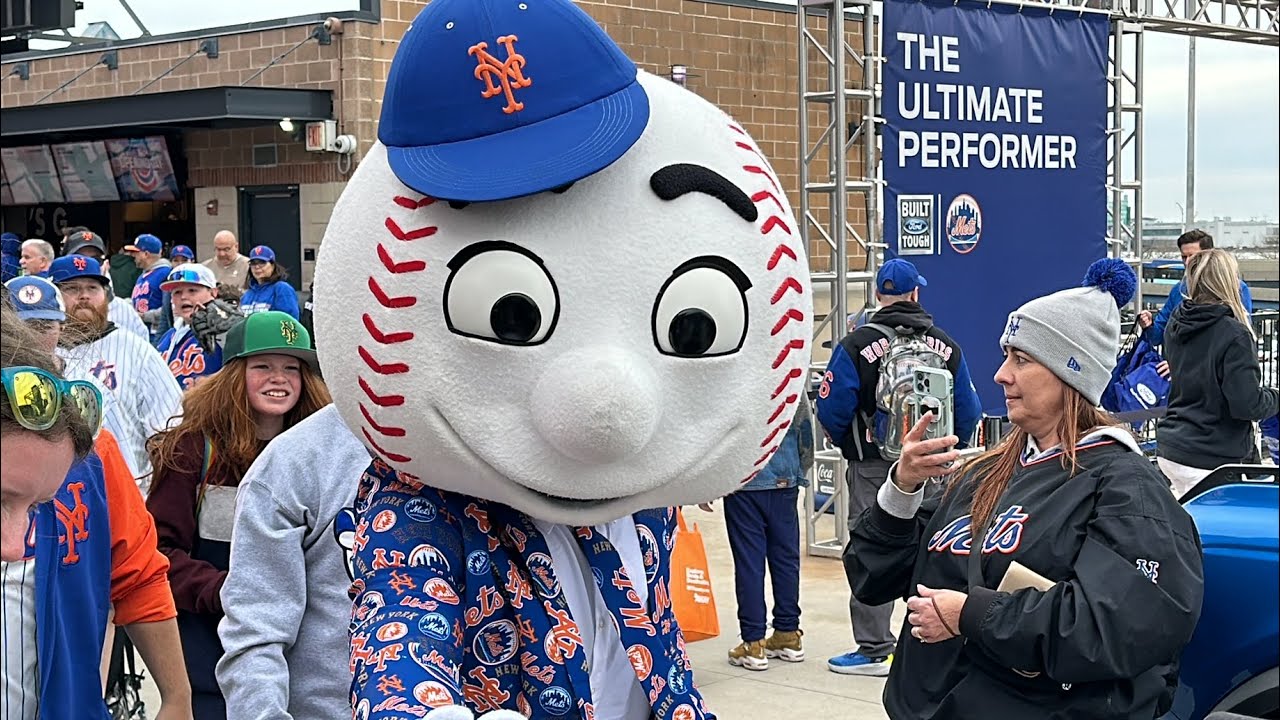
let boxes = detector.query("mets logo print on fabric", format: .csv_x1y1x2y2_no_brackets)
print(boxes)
927,505,1030,556
470,35,532,114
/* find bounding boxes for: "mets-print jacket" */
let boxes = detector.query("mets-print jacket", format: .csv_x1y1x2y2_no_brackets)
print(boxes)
348,459,714,720
845,430,1204,719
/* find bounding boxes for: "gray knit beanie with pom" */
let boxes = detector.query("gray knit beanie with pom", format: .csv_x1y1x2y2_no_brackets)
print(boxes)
998,258,1137,405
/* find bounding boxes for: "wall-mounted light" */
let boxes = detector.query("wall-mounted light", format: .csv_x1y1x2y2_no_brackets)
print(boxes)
669,64,688,87
279,118,295,133
8,63,30,82
205,199,219,216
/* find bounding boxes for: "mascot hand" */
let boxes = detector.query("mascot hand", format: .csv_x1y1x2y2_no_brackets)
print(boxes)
189,298,240,353
424,708,526,720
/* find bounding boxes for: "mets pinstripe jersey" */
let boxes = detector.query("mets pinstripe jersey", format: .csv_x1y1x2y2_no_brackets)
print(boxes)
59,325,184,493
108,296,149,342
349,461,714,720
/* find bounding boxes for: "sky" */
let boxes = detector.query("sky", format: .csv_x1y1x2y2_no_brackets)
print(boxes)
31,0,1280,223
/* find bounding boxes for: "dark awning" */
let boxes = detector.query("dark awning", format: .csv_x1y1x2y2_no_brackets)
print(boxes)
0,86,333,141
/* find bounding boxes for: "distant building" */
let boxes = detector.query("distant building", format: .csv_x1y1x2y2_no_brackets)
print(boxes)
1143,217,1279,251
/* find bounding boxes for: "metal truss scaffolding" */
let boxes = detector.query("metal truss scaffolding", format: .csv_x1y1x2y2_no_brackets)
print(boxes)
798,0,881,558
798,0,1274,558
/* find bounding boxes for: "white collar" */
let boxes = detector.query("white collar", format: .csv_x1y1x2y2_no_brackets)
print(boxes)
1023,426,1143,462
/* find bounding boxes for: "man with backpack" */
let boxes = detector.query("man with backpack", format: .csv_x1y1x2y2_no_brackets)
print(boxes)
815,258,982,677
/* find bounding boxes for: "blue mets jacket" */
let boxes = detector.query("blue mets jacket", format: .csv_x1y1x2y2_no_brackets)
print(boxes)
348,460,714,720
240,279,300,319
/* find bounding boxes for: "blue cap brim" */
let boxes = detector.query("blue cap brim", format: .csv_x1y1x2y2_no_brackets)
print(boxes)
17,309,65,322
916,274,928,287
386,80,649,203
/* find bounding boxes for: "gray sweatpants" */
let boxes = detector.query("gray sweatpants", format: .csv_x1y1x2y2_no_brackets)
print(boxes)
847,458,897,658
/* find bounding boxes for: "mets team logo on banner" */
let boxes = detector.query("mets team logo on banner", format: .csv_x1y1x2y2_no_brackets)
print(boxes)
945,194,982,254
897,194,936,255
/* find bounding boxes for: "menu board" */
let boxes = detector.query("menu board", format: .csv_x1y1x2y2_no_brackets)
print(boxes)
1,146,65,204
0,164,12,207
104,136,179,201
51,141,121,203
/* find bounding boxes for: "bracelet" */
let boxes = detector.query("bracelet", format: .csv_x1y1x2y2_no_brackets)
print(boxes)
933,596,960,638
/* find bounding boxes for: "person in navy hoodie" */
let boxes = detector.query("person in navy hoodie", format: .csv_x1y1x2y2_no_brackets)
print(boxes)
239,245,299,319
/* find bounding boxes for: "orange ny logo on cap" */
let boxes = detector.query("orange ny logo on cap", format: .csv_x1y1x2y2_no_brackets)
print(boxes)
469,35,532,114
73,256,88,271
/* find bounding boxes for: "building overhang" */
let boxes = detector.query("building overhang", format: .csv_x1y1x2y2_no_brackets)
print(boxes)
0,86,333,143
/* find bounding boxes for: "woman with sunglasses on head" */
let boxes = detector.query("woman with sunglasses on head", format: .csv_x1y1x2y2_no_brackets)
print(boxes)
1,302,194,720
146,311,331,719
844,260,1204,720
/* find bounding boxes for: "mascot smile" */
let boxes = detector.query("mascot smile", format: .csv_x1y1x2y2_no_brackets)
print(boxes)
314,0,810,717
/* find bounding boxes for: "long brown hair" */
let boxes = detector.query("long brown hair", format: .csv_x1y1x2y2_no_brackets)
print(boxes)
1,302,96,460
952,388,1124,528
148,356,331,487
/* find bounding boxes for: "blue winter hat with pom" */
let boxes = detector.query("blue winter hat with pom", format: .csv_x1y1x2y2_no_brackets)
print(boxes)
999,257,1137,405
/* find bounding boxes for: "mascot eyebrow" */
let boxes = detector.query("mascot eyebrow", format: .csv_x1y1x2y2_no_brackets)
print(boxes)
648,163,758,223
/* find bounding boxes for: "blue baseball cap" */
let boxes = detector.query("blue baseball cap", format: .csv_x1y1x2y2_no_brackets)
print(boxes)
379,0,650,203
877,258,928,296
248,245,276,263
124,233,162,254
170,244,194,260
5,276,66,322
50,254,110,286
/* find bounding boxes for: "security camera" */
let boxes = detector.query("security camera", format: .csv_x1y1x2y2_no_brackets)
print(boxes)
324,17,344,34
332,134,358,155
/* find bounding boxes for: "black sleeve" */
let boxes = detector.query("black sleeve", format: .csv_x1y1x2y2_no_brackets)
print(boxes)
958,457,1204,684
844,482,944,607
1221,330,1280,422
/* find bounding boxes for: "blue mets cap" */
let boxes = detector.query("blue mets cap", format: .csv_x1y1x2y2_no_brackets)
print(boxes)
379,0,650,203
124,233,162,254
5,276,66,322
170,244,194,260
877,258,928,296
50,254,110,286
248,245,276,263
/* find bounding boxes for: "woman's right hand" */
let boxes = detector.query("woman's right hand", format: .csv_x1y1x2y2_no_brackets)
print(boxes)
892,412,961,492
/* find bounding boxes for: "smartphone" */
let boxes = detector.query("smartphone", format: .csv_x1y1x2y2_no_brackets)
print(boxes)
909,366,954,443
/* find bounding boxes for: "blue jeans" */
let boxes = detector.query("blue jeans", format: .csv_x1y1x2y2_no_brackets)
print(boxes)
723,486,801,642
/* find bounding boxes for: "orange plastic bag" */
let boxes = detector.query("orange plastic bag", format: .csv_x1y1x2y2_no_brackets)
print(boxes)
669,508,720,642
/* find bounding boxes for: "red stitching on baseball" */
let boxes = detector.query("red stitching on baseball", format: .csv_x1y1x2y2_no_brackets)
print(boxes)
393,196,436,209
751,190,785,213
362,427,412,463
761,216,792,235
759,420,792,448
360,403,407,437
378,244,427,274
363,314,414,344
754,446,779,467
727,124,746,135
771,368,803,399
768,245,798,270
368,277,417,309
770,309,804,336
739,471,759,486
771,339,806,370
360,377,405,407
742,166,780,193
385,217,438,241
735,141,769,166
767,394,799,424
359,346,410,375
770,278,804,305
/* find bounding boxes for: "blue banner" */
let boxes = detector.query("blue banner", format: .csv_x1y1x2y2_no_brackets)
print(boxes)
882,0,1109,415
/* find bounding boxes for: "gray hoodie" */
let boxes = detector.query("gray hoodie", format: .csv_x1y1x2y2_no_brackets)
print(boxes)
216,405,371,719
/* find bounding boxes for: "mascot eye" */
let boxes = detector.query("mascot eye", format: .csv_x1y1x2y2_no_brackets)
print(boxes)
652,257,751,358
444,242,560,345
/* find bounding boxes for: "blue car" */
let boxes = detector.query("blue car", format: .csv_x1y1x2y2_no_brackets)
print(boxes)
1165,465,1279,720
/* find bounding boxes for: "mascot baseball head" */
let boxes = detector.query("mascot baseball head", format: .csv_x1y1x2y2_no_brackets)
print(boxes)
315,0,811,526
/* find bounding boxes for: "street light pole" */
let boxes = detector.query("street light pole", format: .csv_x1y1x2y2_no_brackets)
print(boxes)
1185,37,1196,231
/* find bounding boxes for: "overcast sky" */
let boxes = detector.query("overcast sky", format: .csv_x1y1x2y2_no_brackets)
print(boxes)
36,0,1280,222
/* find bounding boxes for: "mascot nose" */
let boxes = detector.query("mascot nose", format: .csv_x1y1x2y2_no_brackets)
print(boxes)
531,347,661,465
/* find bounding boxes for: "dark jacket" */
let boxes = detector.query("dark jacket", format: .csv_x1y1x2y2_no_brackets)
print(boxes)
815,302,982,462
1157,302,1279,469
846,435,1204,719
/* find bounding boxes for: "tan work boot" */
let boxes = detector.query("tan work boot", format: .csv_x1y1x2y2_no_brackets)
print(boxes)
727,639,768,671
765,629,805,662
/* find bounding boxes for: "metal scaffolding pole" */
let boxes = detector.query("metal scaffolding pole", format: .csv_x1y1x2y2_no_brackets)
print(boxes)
798,0,881,558
1109,12,1145,312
